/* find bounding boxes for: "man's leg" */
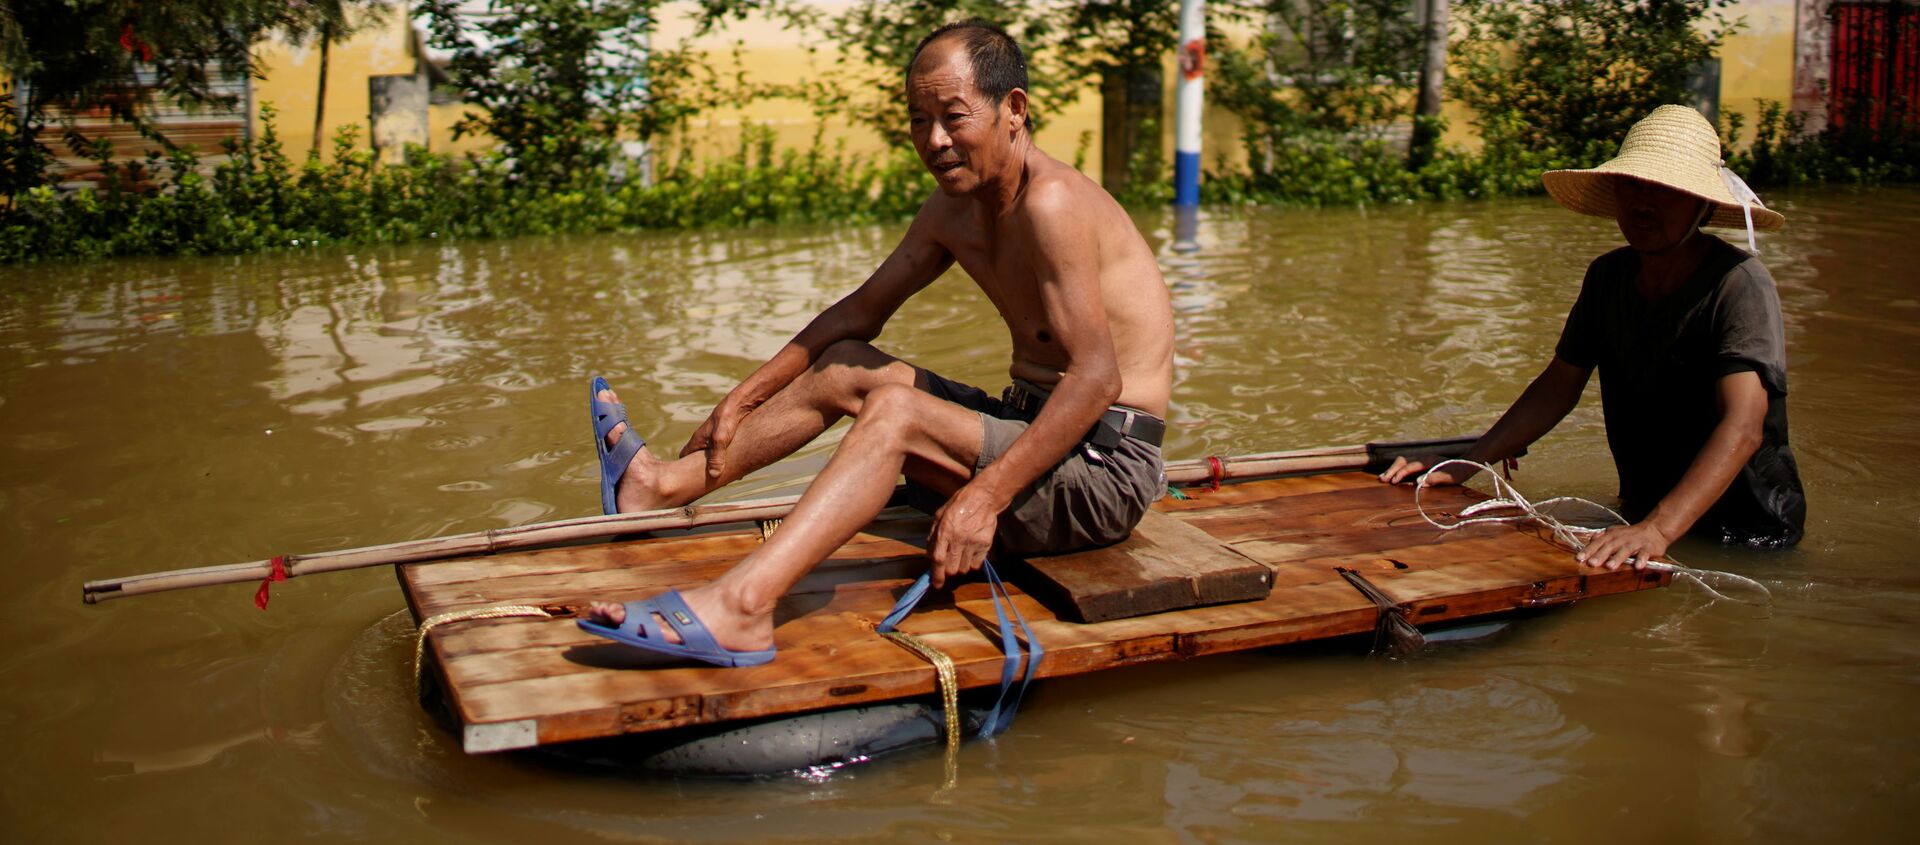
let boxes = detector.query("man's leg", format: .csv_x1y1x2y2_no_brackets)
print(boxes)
602,340,921,513
588,382,987,651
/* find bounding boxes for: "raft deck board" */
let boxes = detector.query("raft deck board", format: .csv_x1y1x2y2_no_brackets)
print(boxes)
400,472,1672,753
1023,509,1275,622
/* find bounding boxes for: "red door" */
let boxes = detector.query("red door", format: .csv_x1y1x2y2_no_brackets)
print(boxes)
1829,2,1920,136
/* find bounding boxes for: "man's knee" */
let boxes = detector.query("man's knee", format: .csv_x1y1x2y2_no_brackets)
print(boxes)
811,340,912,411
816,339,882,370
848,383,924,444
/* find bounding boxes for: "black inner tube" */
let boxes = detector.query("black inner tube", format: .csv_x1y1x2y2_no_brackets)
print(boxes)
541,698,993,778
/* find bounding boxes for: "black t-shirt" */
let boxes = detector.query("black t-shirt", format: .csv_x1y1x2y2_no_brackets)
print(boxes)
1554,237,1806,546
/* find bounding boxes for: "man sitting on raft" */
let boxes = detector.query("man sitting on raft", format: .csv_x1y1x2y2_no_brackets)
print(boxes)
1381,105,1806,566
581,22,1175,666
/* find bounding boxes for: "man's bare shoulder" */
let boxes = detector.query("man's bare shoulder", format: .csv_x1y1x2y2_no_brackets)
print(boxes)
1020,154,1116,222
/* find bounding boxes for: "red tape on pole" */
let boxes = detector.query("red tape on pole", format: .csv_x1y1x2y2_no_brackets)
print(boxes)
1206,456,1224,491
254,556,288,610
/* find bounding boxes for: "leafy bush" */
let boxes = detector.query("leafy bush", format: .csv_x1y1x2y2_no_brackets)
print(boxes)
1723,99,1920,187
0,110,933,264
1451,0,1738,164
1204,121,1562,209
1212,0,1423,141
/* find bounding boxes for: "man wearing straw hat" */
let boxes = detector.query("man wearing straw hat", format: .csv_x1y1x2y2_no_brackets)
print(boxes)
1382,105,1806,566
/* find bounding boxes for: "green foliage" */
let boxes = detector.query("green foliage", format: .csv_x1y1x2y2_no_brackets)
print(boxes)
0,84,56,200
0,109,932,264
794,1,1051,142
1204,124,1560,209
1209,0,1807,211
1212,0,1422,140
0,0,377,186
1452,0,1739,163
418,0,665,190
1042,1,1186,86
1723,100,1920,187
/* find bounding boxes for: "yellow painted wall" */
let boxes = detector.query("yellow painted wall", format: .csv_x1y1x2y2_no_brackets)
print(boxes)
249,4,486,160
231,0,1804,171
653,10,1112,176
1718,0,1800,127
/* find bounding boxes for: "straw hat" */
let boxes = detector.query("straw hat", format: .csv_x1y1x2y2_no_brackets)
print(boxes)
1542,104,1784,233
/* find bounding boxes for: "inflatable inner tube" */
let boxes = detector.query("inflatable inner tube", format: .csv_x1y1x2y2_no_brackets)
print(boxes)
543,698,992,778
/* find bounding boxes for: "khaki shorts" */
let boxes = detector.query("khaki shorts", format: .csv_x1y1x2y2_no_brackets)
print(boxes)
904,369,1165,558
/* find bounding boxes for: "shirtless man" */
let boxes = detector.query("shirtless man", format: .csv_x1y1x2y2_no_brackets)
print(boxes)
580,22,1175,665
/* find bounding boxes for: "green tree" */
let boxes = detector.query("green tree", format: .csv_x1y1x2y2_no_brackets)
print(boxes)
1213,0,1422,140
794,1,1043,143
0,2,369,144
418,0,766,190
1450,0,1739,160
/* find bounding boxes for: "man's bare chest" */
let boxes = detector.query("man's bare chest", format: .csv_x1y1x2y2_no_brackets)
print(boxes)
942,226,1042,300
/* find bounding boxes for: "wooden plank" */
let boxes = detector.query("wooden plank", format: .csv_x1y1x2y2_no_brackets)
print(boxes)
400,471,1674,751
1021,509,1273,622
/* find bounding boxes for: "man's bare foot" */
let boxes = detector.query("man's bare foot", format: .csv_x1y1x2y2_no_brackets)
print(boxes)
583,584,777,652
598,387,678,513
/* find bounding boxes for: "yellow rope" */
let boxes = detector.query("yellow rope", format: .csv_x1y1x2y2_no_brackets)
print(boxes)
414,605,553,686
757,518,782,541
881,629,961,789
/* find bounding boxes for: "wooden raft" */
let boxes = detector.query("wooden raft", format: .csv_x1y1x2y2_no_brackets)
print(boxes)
401,471,1672,753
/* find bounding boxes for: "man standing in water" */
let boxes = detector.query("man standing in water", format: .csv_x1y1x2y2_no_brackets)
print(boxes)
580,22,1174,665
1381,106,1805,564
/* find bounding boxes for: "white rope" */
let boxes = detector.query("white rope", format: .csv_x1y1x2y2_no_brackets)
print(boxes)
1719,165,1764,255
1415,459,1771,606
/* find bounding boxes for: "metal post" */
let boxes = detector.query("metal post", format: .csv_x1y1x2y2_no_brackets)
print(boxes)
1173,0,1206,252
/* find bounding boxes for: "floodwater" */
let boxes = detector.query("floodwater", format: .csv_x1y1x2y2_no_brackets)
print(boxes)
3,186,1917,842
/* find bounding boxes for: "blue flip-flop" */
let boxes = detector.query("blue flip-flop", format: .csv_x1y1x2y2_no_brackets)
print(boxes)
576,590,778,667
589,376,646,515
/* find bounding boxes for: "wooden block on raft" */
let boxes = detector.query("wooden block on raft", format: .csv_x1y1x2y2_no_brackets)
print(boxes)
1019,509,1274,623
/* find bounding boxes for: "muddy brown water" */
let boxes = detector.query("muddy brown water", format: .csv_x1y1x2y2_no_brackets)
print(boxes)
3,187,1917,842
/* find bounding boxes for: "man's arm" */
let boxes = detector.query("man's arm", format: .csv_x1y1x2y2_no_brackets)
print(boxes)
1580,370,1768,569
1380,356,1592,485
683,200,956,478
927,186,1121,584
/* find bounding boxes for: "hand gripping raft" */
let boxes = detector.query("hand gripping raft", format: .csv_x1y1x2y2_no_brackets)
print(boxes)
1413,459,1772,606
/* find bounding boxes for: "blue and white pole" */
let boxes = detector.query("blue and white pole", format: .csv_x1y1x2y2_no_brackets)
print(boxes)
1172,0,1205,252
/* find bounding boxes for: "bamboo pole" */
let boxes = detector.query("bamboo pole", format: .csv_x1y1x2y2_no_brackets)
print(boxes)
80,436,1477,605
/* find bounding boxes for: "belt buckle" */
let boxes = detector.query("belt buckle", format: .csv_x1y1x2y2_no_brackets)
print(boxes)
1016,384,1043,415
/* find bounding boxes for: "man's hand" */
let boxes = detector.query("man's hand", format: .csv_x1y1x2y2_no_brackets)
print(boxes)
1577,521,1673,570
1378,454,1480,486
681,395,752,482
926,485,1005,588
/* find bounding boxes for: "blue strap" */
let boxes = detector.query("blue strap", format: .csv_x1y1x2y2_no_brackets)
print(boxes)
875,558,1043,738
988,562,1044,726
874,572,930,635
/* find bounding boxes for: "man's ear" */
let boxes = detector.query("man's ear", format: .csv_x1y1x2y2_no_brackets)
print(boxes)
1005,88,1029,134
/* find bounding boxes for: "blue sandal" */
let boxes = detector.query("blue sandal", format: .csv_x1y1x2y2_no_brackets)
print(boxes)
576,590,778,667
589,376,646,515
